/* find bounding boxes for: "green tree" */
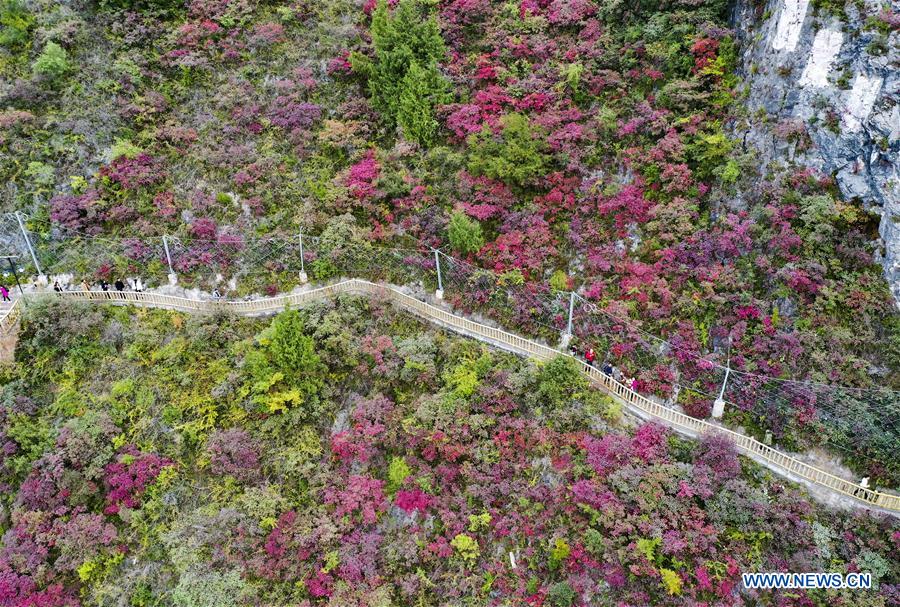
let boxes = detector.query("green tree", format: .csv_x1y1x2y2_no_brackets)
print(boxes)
310,213,373,280
32,41,69,82
547,581,575,607
535,355,587,409
242,311,326,415
447,211,484,254
467,113,549,187
450,533,479,564
268,311,322,382
0,0,33,50
351,0,448,140
387,456,411,492
397,60,449,145
660,568,683,595
171,568,251,607
549,270,569,291
686,126,733,182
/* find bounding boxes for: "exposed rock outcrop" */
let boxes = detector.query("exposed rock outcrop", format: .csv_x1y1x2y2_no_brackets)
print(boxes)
730,0,899,299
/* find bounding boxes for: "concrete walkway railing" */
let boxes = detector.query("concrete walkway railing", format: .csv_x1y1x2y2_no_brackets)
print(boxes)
0,301,20,335
1,280,897,513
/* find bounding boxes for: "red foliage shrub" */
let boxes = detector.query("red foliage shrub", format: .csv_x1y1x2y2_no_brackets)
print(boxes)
394,489,431,513
103,447,173,515
190,217,218,239
346,151,381,200
206,429,260,483
479,213,557,277
50,190,104,234
445,104,483,141
546,0,596,26
99,154,163,190
268,99,321,132
324,475,387,524
694,433,741,488
690,37,719,73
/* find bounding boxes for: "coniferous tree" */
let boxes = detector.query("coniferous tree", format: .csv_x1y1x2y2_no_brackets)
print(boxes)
351,0,449,144
397,60,449,146
447,210,484,254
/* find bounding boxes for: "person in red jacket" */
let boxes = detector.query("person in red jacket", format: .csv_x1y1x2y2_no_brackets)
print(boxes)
584,347,595,367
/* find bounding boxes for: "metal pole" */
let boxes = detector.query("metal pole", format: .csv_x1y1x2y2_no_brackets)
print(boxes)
712,342,730,418
299,231,305,275
299,231,306,273
162,235,174,274
566,291,575,335
434,249,443,293
13,212,43,279
298,230,308,283
717,365,730,402
4,257,24,296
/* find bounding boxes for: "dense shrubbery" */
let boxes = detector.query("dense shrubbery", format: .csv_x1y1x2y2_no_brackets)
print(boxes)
31,42,69,83
0,0,32,51
0,300,897,605
0,0,897,485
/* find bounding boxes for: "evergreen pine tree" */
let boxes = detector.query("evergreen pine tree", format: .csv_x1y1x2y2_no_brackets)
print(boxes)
397,61,449,145
351,0,449,143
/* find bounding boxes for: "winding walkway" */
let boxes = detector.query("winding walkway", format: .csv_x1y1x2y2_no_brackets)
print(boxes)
1,279,898,514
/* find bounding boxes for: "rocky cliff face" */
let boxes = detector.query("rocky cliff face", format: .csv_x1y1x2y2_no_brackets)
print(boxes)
730,0,899,300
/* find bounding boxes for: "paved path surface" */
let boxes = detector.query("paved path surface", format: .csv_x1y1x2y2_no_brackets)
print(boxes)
0,280,897,515
0,301,16,362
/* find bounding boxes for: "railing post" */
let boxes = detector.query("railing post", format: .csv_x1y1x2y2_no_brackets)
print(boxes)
162,235,177,286
433,249,443,300
13,212,46,285
298,230,308,283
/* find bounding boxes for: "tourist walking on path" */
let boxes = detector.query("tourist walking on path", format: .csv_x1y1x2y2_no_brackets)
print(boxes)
80,279,91,292
584,347,595,367
134,277,144,292
0,285,9,302
114,279,125,292
53,281,62,293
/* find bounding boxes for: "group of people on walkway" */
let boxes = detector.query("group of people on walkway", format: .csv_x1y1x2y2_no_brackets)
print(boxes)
53,277,144,293
569,343,637,391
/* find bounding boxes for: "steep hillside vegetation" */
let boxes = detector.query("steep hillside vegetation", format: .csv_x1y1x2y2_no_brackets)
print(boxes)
0,299,897,606
1,0,898,483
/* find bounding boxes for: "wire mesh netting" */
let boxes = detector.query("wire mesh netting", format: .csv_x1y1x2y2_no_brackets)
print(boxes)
5,222,900,484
